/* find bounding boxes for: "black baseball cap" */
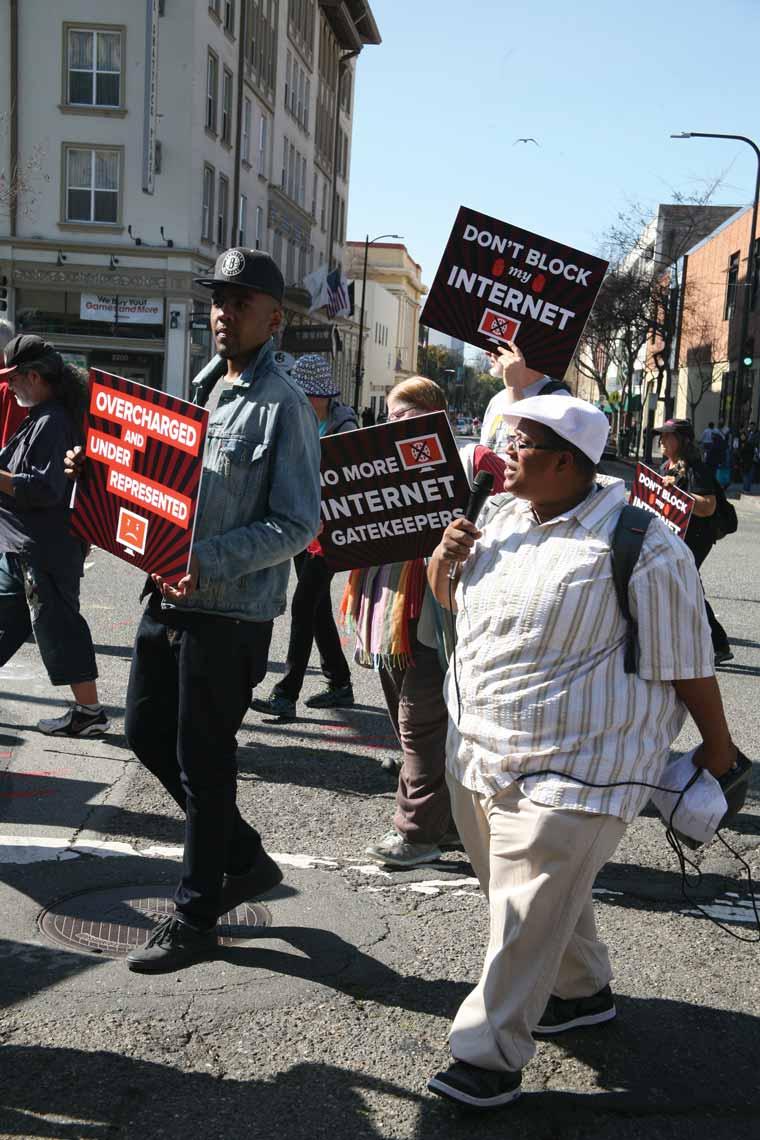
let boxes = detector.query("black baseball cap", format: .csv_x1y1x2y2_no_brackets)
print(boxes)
0,334,62,376
194,247,285,303
653,418,694,438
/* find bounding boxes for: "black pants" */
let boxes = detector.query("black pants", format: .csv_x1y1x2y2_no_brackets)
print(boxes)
689,533,729,653
124,597,273,928
273,551,350,702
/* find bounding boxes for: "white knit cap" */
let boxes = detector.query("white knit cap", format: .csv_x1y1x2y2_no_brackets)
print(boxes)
504,394,610,464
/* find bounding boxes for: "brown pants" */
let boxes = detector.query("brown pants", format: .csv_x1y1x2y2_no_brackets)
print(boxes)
379,637,452,845
447,776,626,1072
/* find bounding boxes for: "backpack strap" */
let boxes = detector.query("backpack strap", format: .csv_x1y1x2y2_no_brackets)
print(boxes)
610,504,654,674
538,378,572,395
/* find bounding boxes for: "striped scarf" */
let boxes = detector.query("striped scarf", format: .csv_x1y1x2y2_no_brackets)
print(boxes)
339,558,427,669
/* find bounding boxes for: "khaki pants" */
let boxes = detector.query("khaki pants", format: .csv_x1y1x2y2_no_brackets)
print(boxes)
447,775,626,1073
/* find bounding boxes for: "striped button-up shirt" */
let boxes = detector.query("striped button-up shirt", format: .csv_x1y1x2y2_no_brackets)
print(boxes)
445,478,714,822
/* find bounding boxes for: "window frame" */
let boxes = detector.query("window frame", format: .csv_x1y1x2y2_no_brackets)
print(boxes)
217,173,230,246
201,163,215,242
238,193,248,245
206,50,219,134
224,0,236,34
258,113,269,177
62,23,126,114
242,97,252,163
61,142,123,228
221,66,234,144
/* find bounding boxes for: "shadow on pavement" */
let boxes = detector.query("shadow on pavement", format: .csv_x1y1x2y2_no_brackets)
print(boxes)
0,1052,419,1140
237,741,397,797
415,996,760,1140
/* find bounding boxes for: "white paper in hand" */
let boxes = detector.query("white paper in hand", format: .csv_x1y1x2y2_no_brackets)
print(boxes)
651,749,727,845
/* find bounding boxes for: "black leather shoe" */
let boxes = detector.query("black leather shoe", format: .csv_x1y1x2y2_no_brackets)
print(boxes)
218,849,283,917
126,915,217,974
534,984,616,1034
428,1060,522,1109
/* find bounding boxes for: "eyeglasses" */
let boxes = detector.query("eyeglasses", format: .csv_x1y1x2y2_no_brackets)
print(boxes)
505,436,561,454
388,406,423,421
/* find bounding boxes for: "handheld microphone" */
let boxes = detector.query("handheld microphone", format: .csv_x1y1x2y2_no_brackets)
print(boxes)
448,470,494,580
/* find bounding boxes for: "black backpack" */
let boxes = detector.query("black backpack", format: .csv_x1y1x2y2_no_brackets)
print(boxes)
610,504,655,674
711,480,738,540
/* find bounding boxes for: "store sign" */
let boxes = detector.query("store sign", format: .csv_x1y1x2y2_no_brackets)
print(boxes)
80,294,164,324
71,370,208,581
281,323,334,354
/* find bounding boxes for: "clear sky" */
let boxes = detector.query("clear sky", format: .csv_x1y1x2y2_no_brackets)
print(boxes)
348,0,760,292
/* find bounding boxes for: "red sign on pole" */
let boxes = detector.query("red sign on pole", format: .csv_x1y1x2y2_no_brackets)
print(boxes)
630,462,695,538
71,370,208,581
318,412,470,571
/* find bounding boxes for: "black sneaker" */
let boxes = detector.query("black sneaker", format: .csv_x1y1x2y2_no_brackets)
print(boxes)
428,1060,522,1109
250,692,297,719
534,984,616,1035
126,915,217,974
714,648,734,666
218,849,283,917
37,704,110,737
305,684,354,709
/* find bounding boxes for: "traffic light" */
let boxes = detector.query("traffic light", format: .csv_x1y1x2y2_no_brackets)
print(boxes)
742,337,755,368
0,276,7,314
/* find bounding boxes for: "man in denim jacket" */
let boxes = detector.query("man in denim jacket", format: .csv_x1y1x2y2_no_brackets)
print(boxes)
124,248,321,973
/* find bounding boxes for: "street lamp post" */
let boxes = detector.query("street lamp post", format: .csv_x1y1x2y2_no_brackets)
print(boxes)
671,132,760,431
353,232,403,412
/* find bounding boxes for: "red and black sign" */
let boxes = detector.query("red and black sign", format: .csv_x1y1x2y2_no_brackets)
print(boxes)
420,205,609,376
71,370,208,581
319,412,470,571
630,463,694,538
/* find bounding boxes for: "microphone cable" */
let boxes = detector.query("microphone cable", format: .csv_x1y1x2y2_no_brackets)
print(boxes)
443,570,759,943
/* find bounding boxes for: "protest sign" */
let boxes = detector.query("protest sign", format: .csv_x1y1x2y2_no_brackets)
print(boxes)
71,370,208,581
630,462,694,538
318,412,470,571
420,205,608,376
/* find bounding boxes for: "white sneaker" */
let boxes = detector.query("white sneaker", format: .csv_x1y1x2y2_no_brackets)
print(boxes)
37,705,110,737
365,829,442,868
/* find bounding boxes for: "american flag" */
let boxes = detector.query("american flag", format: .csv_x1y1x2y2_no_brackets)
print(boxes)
326,268,351,319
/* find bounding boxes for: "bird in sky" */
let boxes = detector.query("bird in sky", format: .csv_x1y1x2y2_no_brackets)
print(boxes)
513,137,539,145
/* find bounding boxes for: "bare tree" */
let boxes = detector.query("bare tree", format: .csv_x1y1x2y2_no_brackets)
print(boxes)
0,112,49,220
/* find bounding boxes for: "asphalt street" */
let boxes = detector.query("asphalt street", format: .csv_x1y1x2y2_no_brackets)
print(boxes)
1,463,759,1140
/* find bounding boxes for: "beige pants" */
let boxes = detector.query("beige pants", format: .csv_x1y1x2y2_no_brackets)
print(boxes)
447,775,627,1072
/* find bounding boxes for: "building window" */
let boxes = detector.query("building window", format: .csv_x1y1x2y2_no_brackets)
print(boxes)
242,97,252,162
217,174,229,245
282,137,288,190
311,171,317,218
341,68,352,114
221,68,233,143
209,0,221,17
288,144,296,199
320,179,326,232
258,113,269,177
206,51,219,132
285,50,292,107
286,238,296,283
238,193,247,244
201,163,215,241
254,205,263,249
64,145,120,224
224,0,235,33
304,77,310,131
272,230,283,267
725,251,740,321
66,27,123,108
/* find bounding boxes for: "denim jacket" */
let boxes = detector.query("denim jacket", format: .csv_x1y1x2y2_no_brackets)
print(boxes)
178,339,321,622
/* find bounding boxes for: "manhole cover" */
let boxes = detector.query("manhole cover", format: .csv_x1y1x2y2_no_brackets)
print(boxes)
38,883,271,958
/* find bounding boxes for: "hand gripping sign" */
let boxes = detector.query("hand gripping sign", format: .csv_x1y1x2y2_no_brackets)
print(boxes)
318,412,470,571
71,370,208,581
420,205,609,377
630,463,695,538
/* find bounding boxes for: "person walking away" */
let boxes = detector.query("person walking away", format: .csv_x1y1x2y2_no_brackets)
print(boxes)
65,249,321,973
426,395,737,1109
252,354,356,719
343,376,505,868
0,335,108,735
0,321,27,447
656,418,732,665
361,406,375,427
737,429,755,493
